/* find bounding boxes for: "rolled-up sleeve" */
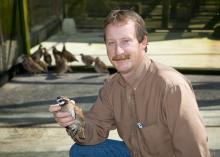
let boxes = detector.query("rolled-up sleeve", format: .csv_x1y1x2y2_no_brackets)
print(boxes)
164,82,211,157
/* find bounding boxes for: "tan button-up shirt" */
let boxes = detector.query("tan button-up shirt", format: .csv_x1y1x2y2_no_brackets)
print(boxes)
73,57,210,157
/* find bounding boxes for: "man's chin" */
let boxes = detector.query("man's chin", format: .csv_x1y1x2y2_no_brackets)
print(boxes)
114,61,131,71
116,67,132,74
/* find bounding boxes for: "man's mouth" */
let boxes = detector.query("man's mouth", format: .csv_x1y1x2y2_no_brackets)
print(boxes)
112,54,130,61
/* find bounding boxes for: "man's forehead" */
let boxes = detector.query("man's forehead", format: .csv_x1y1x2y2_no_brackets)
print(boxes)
111,19,134,26
105,20,136,40
106,20,136,33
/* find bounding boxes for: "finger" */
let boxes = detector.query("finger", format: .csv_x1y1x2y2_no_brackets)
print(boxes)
58,121,75,128
55,111,71,118
49,104,61,113
55,116,74,124
57,117,75,127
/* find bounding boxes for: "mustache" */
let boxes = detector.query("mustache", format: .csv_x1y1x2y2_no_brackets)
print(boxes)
112,54,130,61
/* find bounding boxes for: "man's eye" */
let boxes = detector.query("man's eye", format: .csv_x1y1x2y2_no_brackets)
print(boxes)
107,42,115,46
122,40,130,44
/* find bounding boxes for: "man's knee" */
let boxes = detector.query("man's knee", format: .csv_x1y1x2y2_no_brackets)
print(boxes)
69,143,79,157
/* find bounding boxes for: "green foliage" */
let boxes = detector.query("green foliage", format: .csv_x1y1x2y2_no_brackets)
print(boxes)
18,0,31,55
0,0,31,55
0,0,17,38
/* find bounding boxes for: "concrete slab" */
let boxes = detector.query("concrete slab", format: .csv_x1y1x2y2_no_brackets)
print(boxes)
0,73,219,157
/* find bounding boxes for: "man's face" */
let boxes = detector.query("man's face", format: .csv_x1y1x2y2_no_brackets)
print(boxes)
105,20,147,75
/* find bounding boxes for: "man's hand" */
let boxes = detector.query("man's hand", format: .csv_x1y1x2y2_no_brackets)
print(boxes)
49,104,74,128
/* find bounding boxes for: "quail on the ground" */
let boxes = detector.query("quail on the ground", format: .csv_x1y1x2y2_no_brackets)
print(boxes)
22,56,44,74
35,60,48,72
62,44,78,63
43,48,52,66
80,53,95,66
53,48,69,76
94,57,109,73
31,44,43,61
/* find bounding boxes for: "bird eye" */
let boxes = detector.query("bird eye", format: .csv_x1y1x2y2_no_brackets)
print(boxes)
57,98,65,106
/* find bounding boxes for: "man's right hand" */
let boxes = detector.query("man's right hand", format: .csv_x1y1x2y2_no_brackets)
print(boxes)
49,104,75,128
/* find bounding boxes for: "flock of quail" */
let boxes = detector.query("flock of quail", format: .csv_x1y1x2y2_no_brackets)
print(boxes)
22,43,109,76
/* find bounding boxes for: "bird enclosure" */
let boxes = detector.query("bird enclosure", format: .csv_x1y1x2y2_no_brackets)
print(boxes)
0,0,62,76
0,0,32,74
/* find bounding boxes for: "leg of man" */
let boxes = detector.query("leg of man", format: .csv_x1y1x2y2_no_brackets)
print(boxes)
69,139,131,157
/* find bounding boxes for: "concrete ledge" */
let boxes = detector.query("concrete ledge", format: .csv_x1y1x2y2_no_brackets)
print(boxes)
1,63,220,87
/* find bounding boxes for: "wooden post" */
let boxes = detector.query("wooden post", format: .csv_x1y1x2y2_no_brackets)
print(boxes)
162,0,170,29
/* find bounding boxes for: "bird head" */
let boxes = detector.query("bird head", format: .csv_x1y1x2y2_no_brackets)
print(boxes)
39,44,43,49
95,57,100,62
56,96,69,106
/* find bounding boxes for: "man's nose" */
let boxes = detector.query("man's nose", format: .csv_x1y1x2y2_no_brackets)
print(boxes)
115,44,124,55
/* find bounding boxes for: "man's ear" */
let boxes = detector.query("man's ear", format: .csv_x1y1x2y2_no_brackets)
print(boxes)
141,35,148,50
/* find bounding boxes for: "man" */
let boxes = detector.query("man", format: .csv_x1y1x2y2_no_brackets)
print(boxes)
49,9,211,157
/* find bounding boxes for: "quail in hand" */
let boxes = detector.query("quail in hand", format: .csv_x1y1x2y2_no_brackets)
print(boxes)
56,96,85,138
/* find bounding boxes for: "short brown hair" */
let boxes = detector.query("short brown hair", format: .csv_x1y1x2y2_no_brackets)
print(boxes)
103,9,147,42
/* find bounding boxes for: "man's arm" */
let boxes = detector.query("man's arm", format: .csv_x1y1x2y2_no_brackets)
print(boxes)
164,82,211,157
72,82,116,145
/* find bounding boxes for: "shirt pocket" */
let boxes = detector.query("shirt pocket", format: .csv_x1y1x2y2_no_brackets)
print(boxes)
138,123,172,155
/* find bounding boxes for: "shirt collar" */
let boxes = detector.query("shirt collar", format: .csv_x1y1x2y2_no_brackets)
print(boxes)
118,57,151,89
